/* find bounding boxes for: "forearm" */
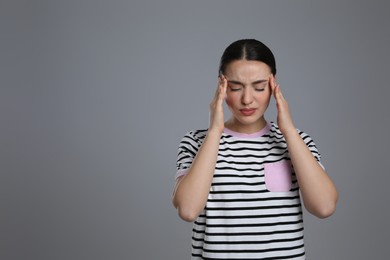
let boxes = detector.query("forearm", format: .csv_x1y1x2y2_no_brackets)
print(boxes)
284,130,338,218
172,129,222,222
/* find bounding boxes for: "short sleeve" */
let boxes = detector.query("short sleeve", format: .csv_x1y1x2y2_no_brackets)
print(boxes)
298,130,325,169
175,130,206,180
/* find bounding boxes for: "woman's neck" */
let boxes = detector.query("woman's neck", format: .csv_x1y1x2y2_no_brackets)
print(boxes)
225,117,267,134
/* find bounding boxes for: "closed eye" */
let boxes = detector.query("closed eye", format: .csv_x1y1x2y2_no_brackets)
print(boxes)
230,87,242,92
254,82,267,92
228,83,243,92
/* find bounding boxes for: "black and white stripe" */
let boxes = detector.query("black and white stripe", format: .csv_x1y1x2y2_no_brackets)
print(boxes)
176,122,321,259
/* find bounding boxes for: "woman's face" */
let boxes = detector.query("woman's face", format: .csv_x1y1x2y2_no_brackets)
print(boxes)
223,60,273,132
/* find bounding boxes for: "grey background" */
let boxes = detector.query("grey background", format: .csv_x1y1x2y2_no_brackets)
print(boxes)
1,0,389,259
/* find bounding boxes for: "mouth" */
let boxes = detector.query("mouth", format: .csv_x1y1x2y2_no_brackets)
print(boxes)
239,108,257,116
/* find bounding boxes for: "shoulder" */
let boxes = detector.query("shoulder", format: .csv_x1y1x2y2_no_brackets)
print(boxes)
178,129,208,148
268,122,286,140
181,129,207,141
269,121,282,135
270,122,316,144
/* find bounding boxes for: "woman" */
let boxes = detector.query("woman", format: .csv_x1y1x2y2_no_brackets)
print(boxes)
172,39,338,259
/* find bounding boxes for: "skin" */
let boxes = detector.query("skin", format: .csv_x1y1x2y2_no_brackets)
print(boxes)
172,59,338,221
223,60,272,133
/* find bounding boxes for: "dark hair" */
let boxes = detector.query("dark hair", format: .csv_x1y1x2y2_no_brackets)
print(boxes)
219,39,276,76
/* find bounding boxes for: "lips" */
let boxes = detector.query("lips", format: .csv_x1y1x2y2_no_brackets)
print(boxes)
240,108,256,116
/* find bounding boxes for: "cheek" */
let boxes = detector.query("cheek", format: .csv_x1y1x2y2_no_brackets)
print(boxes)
225,97,232,107
257,93,272,104
225,94,237,108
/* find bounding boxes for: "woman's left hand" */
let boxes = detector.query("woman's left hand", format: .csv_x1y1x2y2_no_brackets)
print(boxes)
270,75,338,218
270,76,296,135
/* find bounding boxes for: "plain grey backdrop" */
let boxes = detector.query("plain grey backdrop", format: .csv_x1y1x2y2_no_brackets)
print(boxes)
1,0,389,259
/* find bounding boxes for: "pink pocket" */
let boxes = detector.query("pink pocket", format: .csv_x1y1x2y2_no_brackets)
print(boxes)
264,160,293,192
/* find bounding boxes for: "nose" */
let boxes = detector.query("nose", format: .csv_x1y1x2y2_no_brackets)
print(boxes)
241,87,254,105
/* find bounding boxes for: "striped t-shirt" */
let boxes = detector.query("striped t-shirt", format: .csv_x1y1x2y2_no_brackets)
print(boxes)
175,122,322,259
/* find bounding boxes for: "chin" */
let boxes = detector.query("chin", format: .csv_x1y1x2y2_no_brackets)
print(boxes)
237,117,262,125
230,110,264,125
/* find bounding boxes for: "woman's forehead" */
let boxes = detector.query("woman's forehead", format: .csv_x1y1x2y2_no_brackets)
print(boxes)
225,60,271,81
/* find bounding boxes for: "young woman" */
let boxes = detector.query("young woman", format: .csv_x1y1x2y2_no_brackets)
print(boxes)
172,39,338,259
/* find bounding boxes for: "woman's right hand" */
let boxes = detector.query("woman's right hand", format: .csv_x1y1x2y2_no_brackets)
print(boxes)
173,75,228,222
209,75,227,134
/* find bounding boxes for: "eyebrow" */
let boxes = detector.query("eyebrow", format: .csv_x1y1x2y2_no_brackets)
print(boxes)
227,79,268,85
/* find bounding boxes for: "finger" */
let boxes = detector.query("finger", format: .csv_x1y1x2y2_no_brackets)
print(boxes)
274,85,283,104
216,76,227,107
272,78,283,105
276,85,285,101
269,75,277,95
221,75,228,99
212,76,223,106
274,86,286,113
